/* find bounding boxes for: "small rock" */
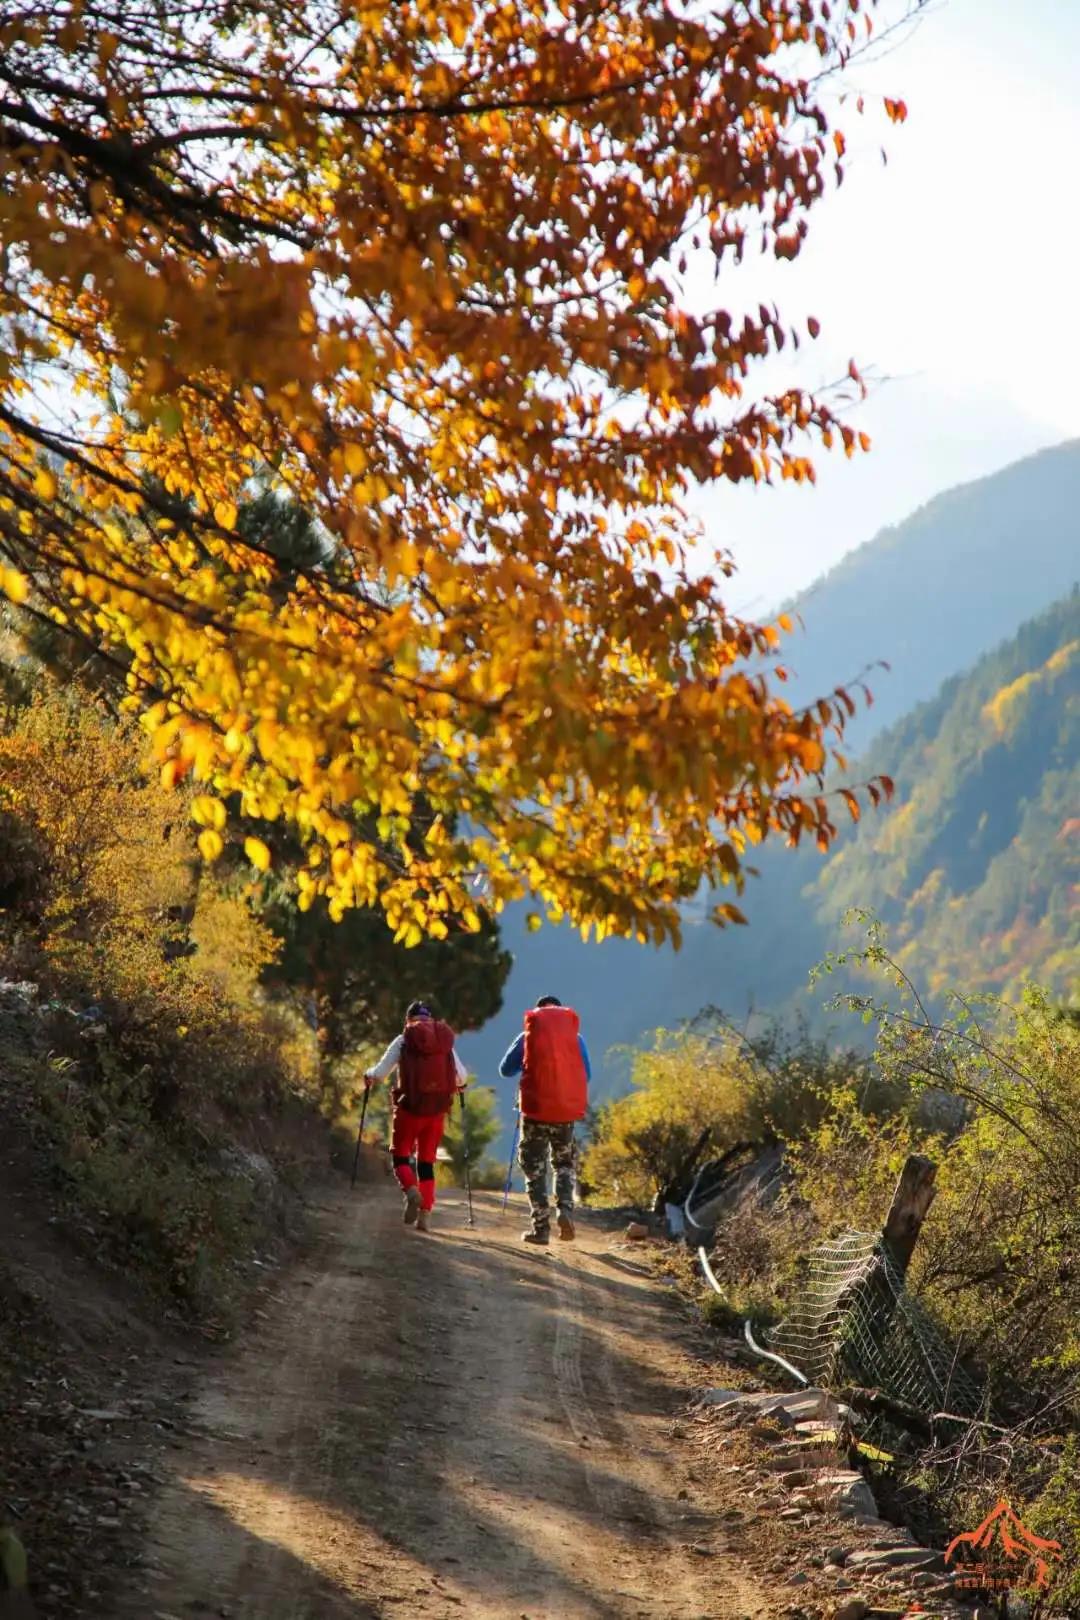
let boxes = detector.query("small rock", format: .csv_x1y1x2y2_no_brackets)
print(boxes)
834,1602,869,1620
809,1471,878,1518
625,1220,650,1240
825,1546,851,1566
699,1388,744,1409
848,1548,944,1573
787,1571,809,1586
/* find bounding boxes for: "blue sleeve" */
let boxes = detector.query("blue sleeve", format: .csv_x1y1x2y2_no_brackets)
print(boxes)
499,1032,525,1078
578,1035,591,1082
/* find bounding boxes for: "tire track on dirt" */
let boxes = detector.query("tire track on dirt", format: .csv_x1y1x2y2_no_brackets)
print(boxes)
551,1237,769,1620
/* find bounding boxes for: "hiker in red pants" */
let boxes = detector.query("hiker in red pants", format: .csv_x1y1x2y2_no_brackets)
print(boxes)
363,1001,468,1233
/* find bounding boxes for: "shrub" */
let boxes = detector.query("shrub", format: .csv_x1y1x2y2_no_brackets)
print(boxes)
0,687,325,1317
441,1085,502,1187
582,1016,876,1208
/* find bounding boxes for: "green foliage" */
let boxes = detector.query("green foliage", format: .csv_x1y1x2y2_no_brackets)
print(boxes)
1023,1437,1080,1617
30,1047,267,1317
469,581,1079,1115
582,1015,876,1208
810,925,1080,1411
0,1526,29,1591
441,1086,503,1187
234,486,334,576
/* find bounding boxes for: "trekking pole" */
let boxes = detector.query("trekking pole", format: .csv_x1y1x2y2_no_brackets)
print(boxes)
350,1085,371,1189
501,1110,521,1216
459,1091,476,1228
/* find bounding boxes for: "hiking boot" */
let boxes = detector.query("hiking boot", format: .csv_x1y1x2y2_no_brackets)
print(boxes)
402,1186,421,1225
416,1206,432,1233
522,1225,550,1246
557,1209,576,1242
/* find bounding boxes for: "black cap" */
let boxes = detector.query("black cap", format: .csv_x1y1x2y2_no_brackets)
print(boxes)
536,995,562,1008
406,1000,433,1020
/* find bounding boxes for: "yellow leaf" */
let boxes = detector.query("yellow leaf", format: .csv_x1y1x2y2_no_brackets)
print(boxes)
198,827,224,861
214,499,238,532
191,794,226,830
33,466,57,501
244,836,271,872
0,567,29,604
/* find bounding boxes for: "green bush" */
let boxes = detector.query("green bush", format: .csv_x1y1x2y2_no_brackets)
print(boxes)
582,1015,877,1208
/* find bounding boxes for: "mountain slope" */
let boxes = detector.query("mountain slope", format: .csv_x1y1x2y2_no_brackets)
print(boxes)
811,589,1079,1002
775,437,1080,747
459,446,1080,1121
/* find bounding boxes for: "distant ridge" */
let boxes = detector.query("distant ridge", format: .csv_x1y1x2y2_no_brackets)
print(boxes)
776,437,1080,747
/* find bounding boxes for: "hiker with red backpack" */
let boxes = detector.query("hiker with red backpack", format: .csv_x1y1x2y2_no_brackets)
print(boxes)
363,1001,468,1233
499,995,591,1246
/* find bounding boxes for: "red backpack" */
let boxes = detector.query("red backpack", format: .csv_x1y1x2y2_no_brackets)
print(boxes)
395,1018,457,1116
521,1005,588,1123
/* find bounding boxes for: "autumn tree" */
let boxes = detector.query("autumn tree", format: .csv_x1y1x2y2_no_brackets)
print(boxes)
0,0,910,945
219,493,513,1082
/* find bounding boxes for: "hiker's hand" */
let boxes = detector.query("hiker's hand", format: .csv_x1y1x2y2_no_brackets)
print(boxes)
362,1073,376,1089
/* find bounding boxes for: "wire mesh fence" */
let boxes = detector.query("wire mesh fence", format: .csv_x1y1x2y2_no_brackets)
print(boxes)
768,1230,984,1420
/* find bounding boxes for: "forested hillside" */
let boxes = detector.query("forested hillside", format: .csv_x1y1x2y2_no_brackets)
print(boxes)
812,589,1079,1000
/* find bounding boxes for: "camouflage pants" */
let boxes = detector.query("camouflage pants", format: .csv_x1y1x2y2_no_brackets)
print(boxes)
518,1119,577,1230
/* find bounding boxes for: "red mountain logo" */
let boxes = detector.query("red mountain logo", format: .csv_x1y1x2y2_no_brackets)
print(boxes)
944,1499,1063,1593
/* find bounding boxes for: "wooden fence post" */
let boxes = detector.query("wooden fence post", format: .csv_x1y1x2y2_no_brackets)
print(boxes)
882,1153,938,1277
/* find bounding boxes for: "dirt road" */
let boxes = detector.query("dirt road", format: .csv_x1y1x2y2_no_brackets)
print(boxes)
127,1173,768,1620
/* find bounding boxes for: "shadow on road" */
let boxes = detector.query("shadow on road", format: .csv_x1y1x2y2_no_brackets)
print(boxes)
120,1180,722,1620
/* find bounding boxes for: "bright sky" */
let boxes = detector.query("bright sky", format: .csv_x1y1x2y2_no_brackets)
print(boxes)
689,0,1080,618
